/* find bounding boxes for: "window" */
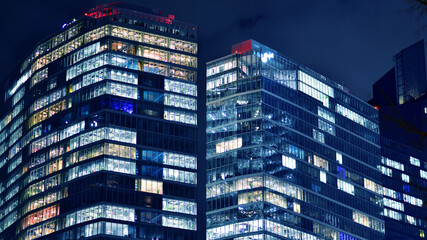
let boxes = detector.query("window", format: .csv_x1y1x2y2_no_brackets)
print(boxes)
364,178,382,195
410,156,420,167
136,179,163,194
66,205,135,227
216,137,242,153
383,187,400,200
337,179,354,195
336,152,342,164
383,198,404,211
318,119,335,135
421,169,427,180
336,104,379,133
313,129,325,143
318,106,335,123
164,108,197,125
312,155,329,171
378,166,392,177
403,194,423,207
382,157,404,171
165,79,197,96
68,158,136,181
384,208,402,221
320,171,326,183
402,173,410,183
163,168,197,184
164,93,197,110
163,198,197,215
265,191,286,208
282,155,296,169
293,202,300,213
162,215,197,231
163,152,197,169
22,204,60,229
238,190,263,205
70,127,136,150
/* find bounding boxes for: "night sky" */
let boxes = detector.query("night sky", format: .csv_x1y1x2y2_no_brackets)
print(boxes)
1,0,426,101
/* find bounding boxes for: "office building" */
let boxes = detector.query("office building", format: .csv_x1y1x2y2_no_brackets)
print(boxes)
206,39,385,240
371,40,427,240
0,3,199,240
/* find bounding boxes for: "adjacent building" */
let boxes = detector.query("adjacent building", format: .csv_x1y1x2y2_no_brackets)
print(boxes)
371,40,427,240
206,40,385,240
0,3,200,240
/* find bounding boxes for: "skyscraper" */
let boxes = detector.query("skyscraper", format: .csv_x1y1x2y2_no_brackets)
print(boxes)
0,3,199,240
206,39,385,240
371,40,427,240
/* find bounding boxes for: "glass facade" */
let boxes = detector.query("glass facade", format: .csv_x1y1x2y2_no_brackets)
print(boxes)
206,40,384,240
0,3,198,240
371,40,427,240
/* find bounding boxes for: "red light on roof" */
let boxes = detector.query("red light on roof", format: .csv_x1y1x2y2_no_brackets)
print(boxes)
231,39,252,54
168,14,175,20
374,106,379,110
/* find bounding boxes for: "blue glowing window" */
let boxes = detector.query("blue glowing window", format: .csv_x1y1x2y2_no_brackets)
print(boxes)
337,166,346,179
110,98,134,114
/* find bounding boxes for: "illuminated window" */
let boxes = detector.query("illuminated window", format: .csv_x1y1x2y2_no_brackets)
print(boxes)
402,173,410,183
410,156,420,167
66,204,135,227
312,155,329,171
238,190,263,205
215,137,242,153
69,127,136,150
383,198,404,211
318,119,335,135
378,166,392,177
282,155,296,169
336,104,379,133
313,129,325,143
406,215,416,225
68,158,136,181
163,152,197,169
383,187,400,200
364,178,382,195
318,106,335,123
136,179,163,194
293,202,300,213
207,58,237,77
298,71,333,107
265,191,286,208
22,204,60,229
162,198,197,215
164,93,197,110
163,168,197,184
162,215,196,231
206,71,237,90
403,194,423,207
320,171,326,183
165,79,197,96
381,157,404,171
353,211,369,227
421,169,427,180
164,108,197,125
337,179,354,195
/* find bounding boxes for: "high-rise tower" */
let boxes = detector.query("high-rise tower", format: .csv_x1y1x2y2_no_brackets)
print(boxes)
206,40,385,240
371,40,427,240
0,3,199,240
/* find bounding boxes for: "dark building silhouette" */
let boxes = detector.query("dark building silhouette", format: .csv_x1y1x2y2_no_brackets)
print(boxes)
0,3,200,240
371,40,427,240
